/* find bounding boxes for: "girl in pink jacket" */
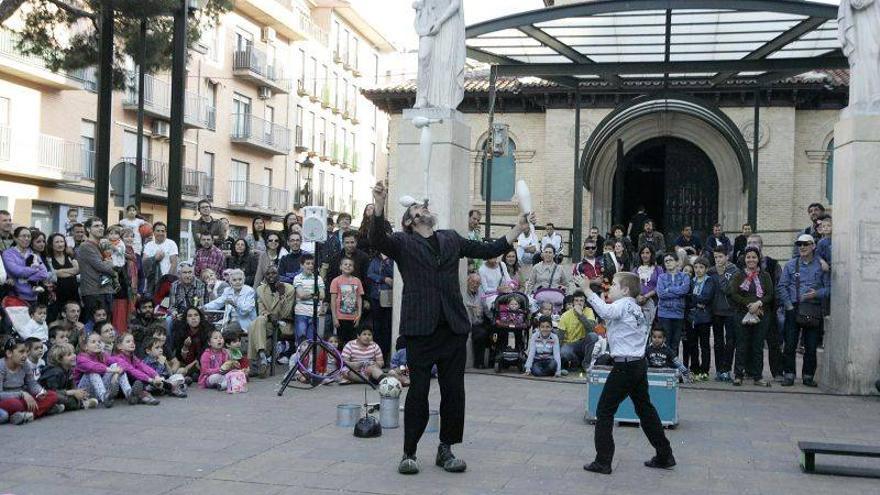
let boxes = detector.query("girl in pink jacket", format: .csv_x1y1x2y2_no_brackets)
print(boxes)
110,333,160,405
74,332,130,407
199,329,230,389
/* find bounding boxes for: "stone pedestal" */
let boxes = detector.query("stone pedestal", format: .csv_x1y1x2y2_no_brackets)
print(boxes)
819,116,880,395
388,108,472,353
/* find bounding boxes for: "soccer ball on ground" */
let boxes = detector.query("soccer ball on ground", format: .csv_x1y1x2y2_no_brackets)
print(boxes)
378,377,402,398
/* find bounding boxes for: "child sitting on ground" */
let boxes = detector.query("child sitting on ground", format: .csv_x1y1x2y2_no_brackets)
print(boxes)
142,337,188,397
199,329,237,390
645,329,693,382
221,326,249,392
110,333,161,405
0,335,61,425
96,322,116,356
19,303,49,342
523,316,562,377
341,327,384,385
39,343,99,411
46,326,70,357
24,337,45,381
296,335,344,384
83,305,109,335
388,336,411,386
74,332,130,408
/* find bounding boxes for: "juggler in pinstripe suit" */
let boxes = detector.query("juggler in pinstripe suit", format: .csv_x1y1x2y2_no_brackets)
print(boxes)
369,182,535,475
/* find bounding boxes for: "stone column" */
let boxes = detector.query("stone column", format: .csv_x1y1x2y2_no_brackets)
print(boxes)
388,108,472,355
819,116,880,395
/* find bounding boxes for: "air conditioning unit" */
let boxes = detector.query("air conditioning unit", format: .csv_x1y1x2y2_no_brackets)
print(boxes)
258,87,273,99
152,120,171,139
261,27,276,43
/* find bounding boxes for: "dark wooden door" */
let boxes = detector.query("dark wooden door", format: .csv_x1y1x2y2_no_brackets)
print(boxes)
663,139,718,241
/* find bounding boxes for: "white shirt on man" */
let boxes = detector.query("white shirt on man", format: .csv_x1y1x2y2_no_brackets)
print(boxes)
143,238,178,276
478,262,511,294
541,232,563,254
516,226,538,265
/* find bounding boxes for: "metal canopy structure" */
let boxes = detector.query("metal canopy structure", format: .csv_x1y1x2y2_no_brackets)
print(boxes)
464,0,845,261
465,0,844,87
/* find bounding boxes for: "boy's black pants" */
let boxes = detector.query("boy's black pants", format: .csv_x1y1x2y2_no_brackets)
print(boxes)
593,358,672,466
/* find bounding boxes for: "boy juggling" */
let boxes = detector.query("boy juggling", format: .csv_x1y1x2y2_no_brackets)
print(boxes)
573,272,675,475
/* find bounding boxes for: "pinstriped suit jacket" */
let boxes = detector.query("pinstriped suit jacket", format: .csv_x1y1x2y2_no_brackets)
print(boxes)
369,214,510,337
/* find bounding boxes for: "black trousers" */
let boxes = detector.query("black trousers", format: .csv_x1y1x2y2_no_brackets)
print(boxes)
470,323,490,368
403,321,467,456
594,359,671,466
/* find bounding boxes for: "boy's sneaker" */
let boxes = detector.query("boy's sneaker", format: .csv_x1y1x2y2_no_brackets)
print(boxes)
83,398,99,409
128,381,145,405
721,372,732,382
645,454,677,470
560,369,569,376
48,403,66,415
398,454,420,475
583,461,612,475
277,356,289,365
139,393,160,405
10,411,34,425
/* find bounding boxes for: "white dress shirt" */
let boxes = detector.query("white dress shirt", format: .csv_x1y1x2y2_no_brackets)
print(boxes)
586,292,649,359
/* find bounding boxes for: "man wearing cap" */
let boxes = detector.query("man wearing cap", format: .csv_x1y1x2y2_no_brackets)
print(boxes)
776,234,829,387
369,181,535,475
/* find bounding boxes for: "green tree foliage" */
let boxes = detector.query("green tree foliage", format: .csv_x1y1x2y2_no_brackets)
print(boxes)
2,0,232,87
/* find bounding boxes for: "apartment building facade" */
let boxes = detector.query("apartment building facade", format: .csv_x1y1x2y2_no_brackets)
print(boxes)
0,0,393,258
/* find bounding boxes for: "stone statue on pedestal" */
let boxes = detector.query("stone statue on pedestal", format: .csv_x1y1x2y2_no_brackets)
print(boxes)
838,0,880,115
413,0,465,110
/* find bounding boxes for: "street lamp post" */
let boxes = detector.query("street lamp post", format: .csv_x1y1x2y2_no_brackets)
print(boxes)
299,157,315,206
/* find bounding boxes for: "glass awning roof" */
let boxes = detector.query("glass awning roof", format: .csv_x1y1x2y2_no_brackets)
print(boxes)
465,0,846,87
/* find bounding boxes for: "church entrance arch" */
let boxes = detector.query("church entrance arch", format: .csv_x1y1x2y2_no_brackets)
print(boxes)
583,96,752,237
614,137,719,241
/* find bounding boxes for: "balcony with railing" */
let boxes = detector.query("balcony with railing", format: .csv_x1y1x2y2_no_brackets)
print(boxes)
237,1,327,45
343,146,351,169
122,73,215,130
351,152,359,173
230,113,292,155
0,126,86,181
0,29,84,90
331,142,340,164
119,157,208,200
227,180,289,215
321,85,331,109
294,125,306,152
232,46,290,94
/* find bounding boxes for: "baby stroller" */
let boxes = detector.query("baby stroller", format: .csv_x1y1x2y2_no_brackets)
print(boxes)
533,287,566,315
490,292,530,373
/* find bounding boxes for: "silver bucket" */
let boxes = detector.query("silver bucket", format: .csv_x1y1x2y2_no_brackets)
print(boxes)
336,404,362,427
425,409,440,433
379,396,400,429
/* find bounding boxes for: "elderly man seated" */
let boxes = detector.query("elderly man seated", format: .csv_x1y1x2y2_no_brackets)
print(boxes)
249,265,296,377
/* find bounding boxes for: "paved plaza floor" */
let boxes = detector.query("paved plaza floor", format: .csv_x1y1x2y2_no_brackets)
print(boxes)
1,372,878,495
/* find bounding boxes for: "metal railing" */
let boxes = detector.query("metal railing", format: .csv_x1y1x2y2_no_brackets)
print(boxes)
123,72,214,129
230,113,292,153
121,157,206,197
332,142,341,163
37,134,86,178
82,149,95,179
296,8,328,45
232,46,287,89
228,180,288,213
0,29,51,68
295,125,304,148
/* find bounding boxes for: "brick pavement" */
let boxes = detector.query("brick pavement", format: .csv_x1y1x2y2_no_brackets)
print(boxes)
1,373,878,495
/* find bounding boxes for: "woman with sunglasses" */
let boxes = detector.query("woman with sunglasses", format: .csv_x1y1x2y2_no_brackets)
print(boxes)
253,232,283,288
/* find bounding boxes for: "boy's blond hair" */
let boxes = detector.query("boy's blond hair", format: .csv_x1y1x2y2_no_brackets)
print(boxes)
48,343,75,367
614,272,641,298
